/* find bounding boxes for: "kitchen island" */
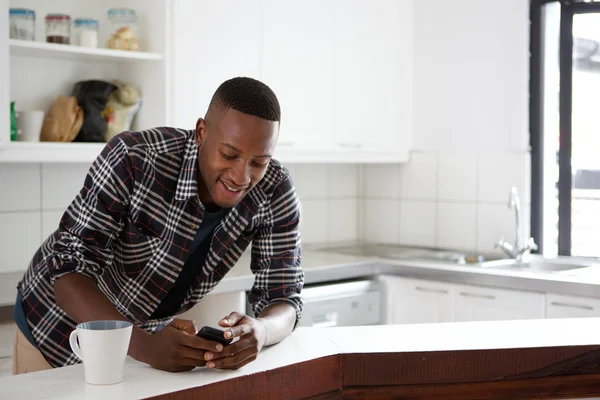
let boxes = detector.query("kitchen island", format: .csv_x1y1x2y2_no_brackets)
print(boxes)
1,318,600,399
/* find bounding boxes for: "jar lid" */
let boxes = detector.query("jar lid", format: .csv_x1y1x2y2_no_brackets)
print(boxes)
74,18,99,27
9,8,35,17
107,8,136,17
45,14,71,21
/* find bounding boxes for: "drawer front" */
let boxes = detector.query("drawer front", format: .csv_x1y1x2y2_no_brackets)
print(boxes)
546,293,600,319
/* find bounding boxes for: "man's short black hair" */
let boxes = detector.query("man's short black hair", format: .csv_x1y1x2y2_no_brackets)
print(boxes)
208,77,281,122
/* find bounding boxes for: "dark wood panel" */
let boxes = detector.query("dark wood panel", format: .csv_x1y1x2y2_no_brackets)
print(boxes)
144,345,600,400
145,355,342,400
342,373,600,400
302,390,341,400
342,346,600,386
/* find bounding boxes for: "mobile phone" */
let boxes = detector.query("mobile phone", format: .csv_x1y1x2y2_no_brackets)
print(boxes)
196,326,232,346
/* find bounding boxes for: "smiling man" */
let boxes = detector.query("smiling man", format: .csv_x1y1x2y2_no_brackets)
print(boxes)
13,77,304,374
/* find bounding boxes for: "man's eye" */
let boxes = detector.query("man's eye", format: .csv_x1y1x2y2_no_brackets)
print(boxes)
220,152,236,160
251,161,268,167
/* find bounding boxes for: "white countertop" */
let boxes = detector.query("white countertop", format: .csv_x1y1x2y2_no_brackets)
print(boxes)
3,244,600,310
2,318,600,399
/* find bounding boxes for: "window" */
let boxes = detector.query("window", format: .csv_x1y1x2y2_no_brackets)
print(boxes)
531,0,600,257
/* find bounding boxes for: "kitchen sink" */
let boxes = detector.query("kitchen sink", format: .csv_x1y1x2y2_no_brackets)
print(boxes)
480,257,594,273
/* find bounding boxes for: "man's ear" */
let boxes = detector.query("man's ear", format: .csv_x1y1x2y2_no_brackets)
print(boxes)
195,118,207,146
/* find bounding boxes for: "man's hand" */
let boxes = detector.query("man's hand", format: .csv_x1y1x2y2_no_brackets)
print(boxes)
139,318,224,373
203,312,267,370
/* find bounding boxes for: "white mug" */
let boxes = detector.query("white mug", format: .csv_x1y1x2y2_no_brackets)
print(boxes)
69,320,133,385
15,110,44,142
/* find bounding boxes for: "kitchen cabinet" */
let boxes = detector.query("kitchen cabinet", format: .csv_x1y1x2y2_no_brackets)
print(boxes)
169,0,414,164
261,0,334,153
1,0,414,163
379,275,454,324
454,283,545,322
0,0,170,163
332,0,412,155
380,276,546,325
172,0,262,129
546,293,600,319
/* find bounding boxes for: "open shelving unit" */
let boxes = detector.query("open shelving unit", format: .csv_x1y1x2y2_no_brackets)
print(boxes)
1,0,172,164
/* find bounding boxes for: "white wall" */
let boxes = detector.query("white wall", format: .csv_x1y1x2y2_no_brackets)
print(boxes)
362,0,531,255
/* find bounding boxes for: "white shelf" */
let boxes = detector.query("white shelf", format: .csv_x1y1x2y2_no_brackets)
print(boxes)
0,141,105,163
0,141,409,164
9,39,164,62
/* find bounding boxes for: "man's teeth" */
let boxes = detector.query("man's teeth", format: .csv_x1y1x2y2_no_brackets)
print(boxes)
223,182,241,192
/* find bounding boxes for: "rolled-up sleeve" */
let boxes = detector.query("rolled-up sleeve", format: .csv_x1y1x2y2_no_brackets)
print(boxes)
47,135,134,285
248,171,305,326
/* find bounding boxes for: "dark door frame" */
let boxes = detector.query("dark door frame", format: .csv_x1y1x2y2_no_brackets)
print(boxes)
530,0,600,256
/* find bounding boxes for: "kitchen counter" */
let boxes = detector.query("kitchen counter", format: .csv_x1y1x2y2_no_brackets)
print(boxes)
211,244,600,298
2,244,600,310
1,318,600,399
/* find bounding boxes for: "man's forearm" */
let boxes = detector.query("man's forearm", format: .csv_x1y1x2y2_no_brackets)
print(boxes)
256,302,297,346
53,273,152,362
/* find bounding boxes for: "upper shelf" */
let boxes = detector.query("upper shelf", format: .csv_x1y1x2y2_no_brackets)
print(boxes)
9,39,164,62
0,140,409,164
0,141,105,163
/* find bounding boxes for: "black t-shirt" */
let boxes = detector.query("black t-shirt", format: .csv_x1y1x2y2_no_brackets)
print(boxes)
149,207,228,319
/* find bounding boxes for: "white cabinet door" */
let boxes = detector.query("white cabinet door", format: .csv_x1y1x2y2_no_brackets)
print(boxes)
171,0,262,128
546,293,600,319
332,0,413,155
261,0,334,152
454,284,545,322
379,276,454,324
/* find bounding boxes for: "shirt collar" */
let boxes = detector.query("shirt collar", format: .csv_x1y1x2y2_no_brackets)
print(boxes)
175,130,201,201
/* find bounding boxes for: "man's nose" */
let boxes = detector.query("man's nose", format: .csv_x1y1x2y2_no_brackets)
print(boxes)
230,164,250,186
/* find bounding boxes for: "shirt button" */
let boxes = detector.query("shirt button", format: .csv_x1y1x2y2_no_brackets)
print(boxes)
191,223,198,229
172,264,178,270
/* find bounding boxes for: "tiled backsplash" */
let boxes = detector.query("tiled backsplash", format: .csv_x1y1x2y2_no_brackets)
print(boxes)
362,151,531,255
0,162,361,274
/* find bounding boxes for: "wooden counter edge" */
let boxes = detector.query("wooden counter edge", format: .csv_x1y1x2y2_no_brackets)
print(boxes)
145,344,600,399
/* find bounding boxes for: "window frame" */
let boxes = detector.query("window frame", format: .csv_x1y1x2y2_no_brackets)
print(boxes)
530,0,600,256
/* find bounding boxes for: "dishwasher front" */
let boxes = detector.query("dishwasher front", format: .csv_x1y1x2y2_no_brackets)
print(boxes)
247,278,382,328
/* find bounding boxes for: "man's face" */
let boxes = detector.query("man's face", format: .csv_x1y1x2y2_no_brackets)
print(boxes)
195,108,278,209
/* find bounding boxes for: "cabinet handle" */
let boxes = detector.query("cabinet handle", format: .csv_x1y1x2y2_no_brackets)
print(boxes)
415,286,448,294
459,292,496,300
338,142,364,149
550,301,594,311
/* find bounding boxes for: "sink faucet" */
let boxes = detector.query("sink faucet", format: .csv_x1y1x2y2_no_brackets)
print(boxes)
495,187,538,261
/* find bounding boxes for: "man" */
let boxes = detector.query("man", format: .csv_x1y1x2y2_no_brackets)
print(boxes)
13,77,304,374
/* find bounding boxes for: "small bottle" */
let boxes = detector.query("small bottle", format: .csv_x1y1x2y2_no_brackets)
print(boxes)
45,14,71,44
73,19,99,48
10,102,18,142
106,8,139,51
9,8,35,41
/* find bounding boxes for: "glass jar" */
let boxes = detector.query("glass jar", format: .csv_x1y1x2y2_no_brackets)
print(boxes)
9,8,35,41
45,14,71,44
106,8,139,51
73,19,99,48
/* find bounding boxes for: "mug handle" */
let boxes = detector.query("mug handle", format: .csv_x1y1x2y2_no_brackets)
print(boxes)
69,330,83,361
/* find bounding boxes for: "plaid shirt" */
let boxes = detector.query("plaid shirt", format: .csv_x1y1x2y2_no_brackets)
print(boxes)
17,127,304,368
